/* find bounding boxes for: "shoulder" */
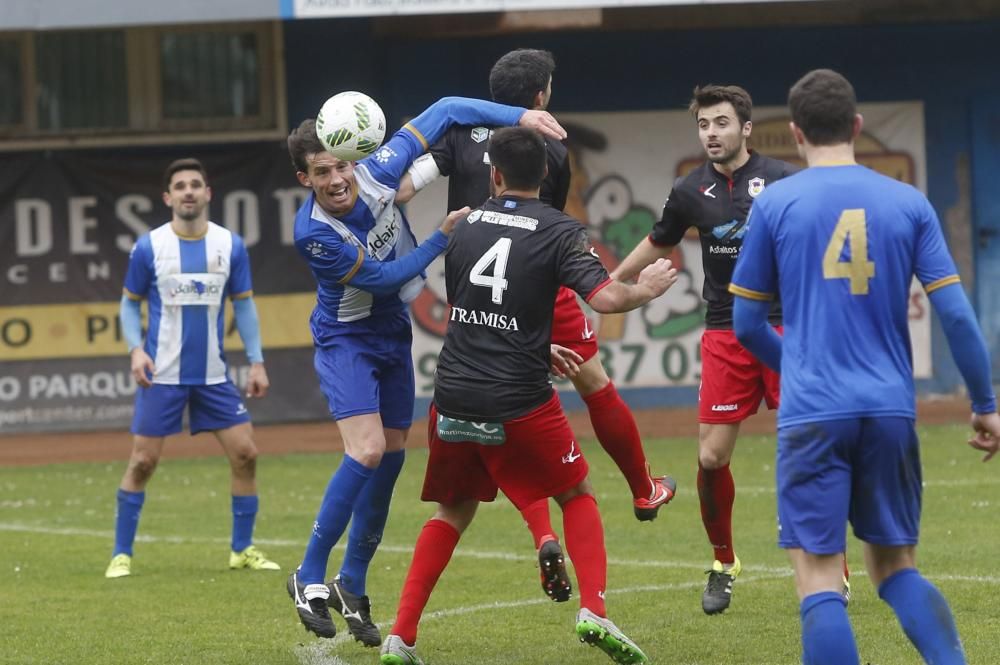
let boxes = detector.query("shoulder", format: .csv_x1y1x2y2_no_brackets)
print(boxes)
545,138,569,164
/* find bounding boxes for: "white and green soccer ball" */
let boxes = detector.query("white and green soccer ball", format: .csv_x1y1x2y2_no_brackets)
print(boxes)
316,91,386,161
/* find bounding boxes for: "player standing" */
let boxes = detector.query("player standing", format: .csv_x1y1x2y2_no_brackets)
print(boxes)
611,85,806,613
284,97,565,642
731,68,1000,665
105,158,278,578
398,49,676,604
380,127,677,665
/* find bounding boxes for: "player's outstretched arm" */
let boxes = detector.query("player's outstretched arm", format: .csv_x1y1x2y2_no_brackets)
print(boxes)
588,258,677,313
343,207,470,296
609,236,673,283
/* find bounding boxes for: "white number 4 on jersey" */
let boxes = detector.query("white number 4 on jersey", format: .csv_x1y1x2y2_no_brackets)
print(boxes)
469,238,512,304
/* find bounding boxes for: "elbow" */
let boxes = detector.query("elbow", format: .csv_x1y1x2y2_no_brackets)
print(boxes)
733,320,754,348
587,291,623,315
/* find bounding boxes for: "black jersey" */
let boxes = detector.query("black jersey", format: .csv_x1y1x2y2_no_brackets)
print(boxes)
650,152,798,329
434,196,609,421
430,124,571,212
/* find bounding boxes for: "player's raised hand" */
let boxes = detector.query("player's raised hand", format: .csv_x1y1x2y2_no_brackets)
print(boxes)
130,348,155,388
636,258,679,298
246,362,270,398
440,206,471,234
969,412,1000,462
518,110,567,141
550,344,584,379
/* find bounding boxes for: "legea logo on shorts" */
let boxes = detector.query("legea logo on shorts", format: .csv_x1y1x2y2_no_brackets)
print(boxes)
711,403,739,412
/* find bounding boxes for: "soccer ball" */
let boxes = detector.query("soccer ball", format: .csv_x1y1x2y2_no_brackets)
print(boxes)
316,91,386,161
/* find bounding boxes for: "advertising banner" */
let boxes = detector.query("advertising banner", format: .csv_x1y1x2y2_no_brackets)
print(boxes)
0,102,928,433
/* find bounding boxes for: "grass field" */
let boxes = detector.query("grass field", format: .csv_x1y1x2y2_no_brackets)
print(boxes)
2,422,998,665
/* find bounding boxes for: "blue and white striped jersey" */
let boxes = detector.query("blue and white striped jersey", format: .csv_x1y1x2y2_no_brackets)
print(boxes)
124,222,252,385
293,97,525,341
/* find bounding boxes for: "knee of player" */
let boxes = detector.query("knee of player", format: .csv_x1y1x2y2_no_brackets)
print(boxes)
697,445,732,470
231,445,258,472
128,453,160,481
352,444,385,469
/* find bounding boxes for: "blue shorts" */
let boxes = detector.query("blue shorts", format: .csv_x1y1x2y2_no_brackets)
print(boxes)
314,328,414,429
776,417,921,554
131,381,250,437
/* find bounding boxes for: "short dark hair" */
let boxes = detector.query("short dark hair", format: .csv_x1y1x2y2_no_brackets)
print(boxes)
788,69,857,146
688,85,753,126
488,49,556,108
487,127,547,191
287,118,327,173
163,158,207,192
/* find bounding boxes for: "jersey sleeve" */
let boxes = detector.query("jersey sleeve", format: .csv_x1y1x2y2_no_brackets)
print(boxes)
728,202,778,301
123,235,154,300
554,224,611,300
649,182,690,246
914,197,961,294
228,233,254,299
429,130,455,177
541,144,571,212
362,97,523,189
296,226,368,286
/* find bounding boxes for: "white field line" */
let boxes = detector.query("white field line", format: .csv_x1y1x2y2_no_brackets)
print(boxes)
0,521,994,663
294,575,791,665
0,522,790,573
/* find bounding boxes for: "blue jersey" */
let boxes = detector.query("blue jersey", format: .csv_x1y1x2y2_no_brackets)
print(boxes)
124,222,253,385
730,165,960,426
293,97,524,343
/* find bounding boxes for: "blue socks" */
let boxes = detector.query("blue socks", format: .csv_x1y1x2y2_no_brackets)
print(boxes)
299,455,375,585
879,568,966,665
113,489,145,556
231,495,259,553
800,591,859,665
339,450,406,596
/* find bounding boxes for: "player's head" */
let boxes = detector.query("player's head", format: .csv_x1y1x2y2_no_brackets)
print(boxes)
788,69,862,151
489,49,555,110
162,158,211,223
487,127,547,196
287,118,358,217
689,85,753,165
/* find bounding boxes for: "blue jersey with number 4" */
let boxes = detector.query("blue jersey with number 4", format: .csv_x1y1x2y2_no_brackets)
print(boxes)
729,165,960,426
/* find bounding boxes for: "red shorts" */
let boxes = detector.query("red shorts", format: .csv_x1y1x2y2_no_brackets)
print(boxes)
699,327,781,424
550,287,598,362
421,393,589,510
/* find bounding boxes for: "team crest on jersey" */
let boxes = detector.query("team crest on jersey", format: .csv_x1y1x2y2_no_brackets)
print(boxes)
467,210,483,224
748,177,765,198
471,127,491,143
305,240,326,257
374,146,397,164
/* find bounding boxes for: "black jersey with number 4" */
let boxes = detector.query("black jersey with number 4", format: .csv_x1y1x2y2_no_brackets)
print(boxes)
434,196,609,422
650,151,797,329
430,124,571,212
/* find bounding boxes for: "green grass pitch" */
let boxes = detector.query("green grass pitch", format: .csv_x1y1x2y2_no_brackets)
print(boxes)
2,423,997,664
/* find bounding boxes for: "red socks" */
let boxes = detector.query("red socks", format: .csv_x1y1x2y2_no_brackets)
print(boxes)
697,463,736,564
561,493,607,617
584,382,652,500
520,499,557,549
389,519,460,644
